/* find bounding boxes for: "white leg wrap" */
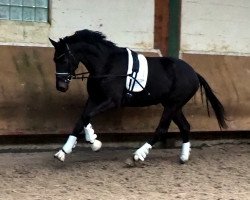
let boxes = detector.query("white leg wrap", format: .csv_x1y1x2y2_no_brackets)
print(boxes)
134,143,152,161
62,135,77,154
180,142,191,163
54,135,77,162
84,123,97,143
84,123,102,152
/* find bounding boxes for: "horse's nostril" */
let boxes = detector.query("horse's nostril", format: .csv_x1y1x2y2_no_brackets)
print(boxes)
57,86,67,92
56,80,69,92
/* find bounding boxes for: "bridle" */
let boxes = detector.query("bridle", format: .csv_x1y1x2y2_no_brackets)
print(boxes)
55,42,126,81
55,42,150,95
55,43,87,83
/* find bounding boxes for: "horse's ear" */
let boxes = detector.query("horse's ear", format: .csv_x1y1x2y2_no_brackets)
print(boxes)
49,38,58,47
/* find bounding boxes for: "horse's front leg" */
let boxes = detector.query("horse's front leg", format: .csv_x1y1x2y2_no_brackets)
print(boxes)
53,118,83,162
54,98,115,162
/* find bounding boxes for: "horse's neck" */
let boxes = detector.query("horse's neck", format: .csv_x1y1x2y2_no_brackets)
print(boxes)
78,43,117,75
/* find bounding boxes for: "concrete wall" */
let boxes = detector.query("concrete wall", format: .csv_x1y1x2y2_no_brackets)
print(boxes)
0,0,155,50
181,0,250,56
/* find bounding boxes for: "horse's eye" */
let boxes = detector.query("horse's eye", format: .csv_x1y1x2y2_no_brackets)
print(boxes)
55,55,66,63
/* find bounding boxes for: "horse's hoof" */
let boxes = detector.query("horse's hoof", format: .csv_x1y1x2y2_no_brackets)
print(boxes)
54,155,64,162
91,140,102,152
179,159,186,164
133,154,140,161
54,150,66,162
125,157,136,167
179,156,189,164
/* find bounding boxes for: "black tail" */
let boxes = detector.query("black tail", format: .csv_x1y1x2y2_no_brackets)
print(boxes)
196,73,228,129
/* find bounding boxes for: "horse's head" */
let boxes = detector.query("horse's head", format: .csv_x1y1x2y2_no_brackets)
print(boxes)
50,38,79,92
50,30,118,92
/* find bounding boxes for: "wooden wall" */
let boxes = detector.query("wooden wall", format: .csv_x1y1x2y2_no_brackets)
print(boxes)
182,53,250,131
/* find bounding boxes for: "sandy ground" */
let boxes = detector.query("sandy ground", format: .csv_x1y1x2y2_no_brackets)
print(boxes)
0,142,249,200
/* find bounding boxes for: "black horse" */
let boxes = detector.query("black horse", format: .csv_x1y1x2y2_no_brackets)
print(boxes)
50,29,227,163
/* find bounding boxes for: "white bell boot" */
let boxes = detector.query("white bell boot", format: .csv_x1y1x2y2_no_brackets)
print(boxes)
84,123,102,152
180,142,191,163
54,135,77,162
134,143,152,161
90,140,102,151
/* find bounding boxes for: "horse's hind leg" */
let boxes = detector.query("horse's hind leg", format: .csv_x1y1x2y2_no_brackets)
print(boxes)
133,106,174,161
173,110,191,163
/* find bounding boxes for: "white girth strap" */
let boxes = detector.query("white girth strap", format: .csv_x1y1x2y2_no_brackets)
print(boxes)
126,48,148,92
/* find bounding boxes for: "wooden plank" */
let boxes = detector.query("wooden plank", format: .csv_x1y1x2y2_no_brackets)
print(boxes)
182,53,250,131
154,0,169,56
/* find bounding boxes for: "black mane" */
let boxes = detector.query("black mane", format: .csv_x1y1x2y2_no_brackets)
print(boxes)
62,29,116,47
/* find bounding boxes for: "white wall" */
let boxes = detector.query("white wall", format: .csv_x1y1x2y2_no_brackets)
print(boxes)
0,0,155,50
181,0,250,55
50,0,155,50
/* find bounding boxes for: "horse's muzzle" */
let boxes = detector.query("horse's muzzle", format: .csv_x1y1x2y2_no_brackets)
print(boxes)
56,79,69,92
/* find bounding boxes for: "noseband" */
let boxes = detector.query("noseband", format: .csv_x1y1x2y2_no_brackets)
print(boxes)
55,72,73,83
55,43,85,83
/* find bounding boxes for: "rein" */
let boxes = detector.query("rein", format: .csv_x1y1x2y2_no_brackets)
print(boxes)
72,72,150,95
72,71,128,80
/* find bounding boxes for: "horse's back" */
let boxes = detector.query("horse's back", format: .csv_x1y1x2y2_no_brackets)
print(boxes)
147,56,199,87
